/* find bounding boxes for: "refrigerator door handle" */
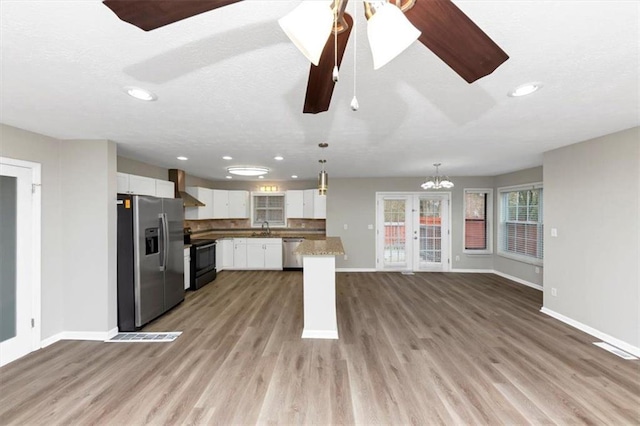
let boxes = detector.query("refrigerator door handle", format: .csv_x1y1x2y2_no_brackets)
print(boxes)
159,213,168,271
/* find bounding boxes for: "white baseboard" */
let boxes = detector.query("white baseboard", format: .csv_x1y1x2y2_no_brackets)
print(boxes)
492,270,543,291
540,307,640,358
336,268,376,272
40,327,119,348
450,268,494,273
301,329,339,339
40,332,64,348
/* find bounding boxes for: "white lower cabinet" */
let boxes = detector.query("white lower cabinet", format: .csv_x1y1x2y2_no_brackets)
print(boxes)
216,238,234,271
232,238,282,270
184,247,191,290
233,238,248,268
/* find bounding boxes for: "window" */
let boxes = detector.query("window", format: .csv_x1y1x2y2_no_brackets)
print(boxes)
252,193,285,227
498,184,543,264
463,189,493,254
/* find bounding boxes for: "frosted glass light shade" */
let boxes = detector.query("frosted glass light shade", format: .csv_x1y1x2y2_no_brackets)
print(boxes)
367,2,420,70
318,170,328,195
278,1,334,66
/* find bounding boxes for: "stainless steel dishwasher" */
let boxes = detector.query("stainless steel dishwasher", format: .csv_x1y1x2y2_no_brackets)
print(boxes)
283,238,304,269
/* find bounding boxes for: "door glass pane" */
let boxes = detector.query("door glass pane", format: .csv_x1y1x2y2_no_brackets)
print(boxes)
419,199,442,263
0,176,17,342
383,199,406,263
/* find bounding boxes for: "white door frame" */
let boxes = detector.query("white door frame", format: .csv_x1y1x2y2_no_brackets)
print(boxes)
0,157,41,366
376,192,451,272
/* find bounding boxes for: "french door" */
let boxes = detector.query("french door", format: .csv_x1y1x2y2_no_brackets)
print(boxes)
0,158,40,366
376,192,450,272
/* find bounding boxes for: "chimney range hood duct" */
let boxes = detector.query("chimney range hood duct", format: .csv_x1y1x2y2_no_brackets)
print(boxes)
168,169,205,207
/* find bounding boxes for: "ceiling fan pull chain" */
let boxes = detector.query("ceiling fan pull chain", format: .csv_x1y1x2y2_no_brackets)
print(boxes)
351,0,359,111
333,3,339,82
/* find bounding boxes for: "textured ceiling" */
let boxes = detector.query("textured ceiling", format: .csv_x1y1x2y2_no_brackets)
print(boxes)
1,0,638,181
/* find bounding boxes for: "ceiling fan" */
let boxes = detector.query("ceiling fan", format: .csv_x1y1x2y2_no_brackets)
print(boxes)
102,0,508,114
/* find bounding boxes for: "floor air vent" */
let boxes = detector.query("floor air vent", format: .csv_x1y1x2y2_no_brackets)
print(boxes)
593,342,638,360
106,332,182,343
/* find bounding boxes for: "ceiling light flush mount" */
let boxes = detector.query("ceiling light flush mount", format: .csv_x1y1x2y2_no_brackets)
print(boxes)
227,166,269,177
124,86,157,101
274,156,284,161
291,175,298,179
508,82,543,97
421,163,454,190
318,160,328,196
176,156,188,161
222,156,233,160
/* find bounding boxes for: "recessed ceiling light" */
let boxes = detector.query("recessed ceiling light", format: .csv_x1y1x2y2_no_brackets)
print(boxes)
258,176,265,179
176,156,188,161
125,86,157,101
508,82,542,97
274,156,284,161
222,156,233,160
291,175,298,179
225,176,233,179
227,166,269,176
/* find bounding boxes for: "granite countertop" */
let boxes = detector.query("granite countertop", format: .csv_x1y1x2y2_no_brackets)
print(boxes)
295,237,345,256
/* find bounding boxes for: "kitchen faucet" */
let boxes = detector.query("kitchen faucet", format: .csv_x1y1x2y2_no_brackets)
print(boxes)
261,221,271,236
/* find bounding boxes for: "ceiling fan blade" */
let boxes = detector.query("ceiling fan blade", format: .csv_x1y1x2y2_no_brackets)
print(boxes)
404,0,508,83
303,13,353,114
102,0,244,31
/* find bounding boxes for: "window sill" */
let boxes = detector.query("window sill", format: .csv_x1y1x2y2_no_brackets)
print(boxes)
497,251,543,266
463,251,493,256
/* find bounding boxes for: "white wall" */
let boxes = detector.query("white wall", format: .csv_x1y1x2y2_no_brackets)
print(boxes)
543,127,639,349
61,140,117,334
326,177,497,270
0,124,118,341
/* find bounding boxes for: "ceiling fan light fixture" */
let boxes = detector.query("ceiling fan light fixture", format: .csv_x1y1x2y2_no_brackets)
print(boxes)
278,1,334,66
367,2,421,70
227,166,269,177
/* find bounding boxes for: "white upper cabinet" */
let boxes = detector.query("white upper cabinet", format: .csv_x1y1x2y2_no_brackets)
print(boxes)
286,190,304,218
228,190,249,218
212,189,229,219
303,189,326,219
185,187,214,219
117,172,174,198
155,180,175,198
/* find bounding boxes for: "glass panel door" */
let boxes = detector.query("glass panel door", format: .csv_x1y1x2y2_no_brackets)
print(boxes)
0,175,17,343
379,197,411,270
0,162,34,366
415,195,450,271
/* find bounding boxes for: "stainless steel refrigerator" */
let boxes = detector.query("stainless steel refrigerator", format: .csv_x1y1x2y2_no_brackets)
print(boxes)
117,194,184,331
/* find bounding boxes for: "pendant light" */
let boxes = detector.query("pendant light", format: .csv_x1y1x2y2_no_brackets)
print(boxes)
421,163,454,190
318,160,328,195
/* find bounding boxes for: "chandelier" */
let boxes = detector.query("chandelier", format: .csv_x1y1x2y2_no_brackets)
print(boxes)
421,163,454,190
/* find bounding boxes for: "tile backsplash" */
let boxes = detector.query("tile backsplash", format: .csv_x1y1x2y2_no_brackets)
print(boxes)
185,218,326,234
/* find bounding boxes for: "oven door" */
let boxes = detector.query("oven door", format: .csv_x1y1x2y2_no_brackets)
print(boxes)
191,242,216,290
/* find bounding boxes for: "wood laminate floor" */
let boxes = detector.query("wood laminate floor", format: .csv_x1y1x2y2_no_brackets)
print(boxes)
1,271,638,425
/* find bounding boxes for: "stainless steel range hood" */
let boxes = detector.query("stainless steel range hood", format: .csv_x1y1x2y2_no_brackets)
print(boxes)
168,169,205,207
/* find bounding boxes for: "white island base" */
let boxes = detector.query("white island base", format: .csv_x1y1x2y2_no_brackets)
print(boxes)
301,255,339,339
295,237,345,340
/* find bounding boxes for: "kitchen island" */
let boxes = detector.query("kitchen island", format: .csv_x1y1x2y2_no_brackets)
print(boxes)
295,237,345,339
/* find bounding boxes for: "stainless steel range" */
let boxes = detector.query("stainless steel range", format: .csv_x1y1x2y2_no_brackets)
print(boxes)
190,238,217,290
